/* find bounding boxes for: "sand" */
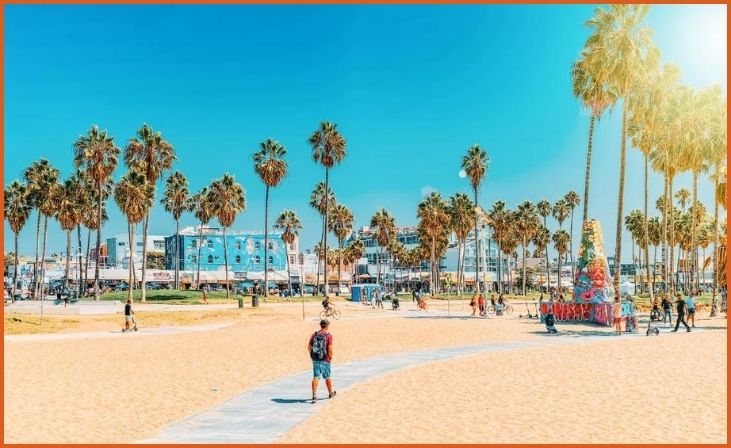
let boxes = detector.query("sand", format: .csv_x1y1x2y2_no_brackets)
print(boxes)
4,299,727,444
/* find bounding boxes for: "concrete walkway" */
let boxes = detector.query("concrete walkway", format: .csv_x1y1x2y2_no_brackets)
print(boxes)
4,321,237,343
139,328,685,444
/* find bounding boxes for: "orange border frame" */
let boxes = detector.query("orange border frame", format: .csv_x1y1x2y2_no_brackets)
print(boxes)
0,2,728,448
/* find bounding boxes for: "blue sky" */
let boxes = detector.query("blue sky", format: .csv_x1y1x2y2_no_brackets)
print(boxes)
3,4,727,262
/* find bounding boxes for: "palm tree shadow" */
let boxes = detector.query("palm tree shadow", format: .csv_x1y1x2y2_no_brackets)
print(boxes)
271,398,312,404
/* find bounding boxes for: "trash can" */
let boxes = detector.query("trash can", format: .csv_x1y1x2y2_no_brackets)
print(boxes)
238,297,244,309
252,295,259,307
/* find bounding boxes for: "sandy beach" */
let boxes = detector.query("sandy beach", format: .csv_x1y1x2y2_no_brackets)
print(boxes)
4,300,727,444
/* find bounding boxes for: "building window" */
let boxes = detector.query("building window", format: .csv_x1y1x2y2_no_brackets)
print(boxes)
207,255,213,263
268,256,274,264
191,240,197,248
207,240,213,248
268,242,274,250
255,241,261,250
289,243,295,251
289,255,295,264
191,255,197,264
118,242,125,247
154,241,164,250
235,255,241,263
235,241,241,250
255,255,261,264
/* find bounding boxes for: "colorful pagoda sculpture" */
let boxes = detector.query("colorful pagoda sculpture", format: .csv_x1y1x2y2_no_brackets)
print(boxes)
573,219,612,304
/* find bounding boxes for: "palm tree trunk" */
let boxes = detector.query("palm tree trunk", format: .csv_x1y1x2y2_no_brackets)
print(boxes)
712,164,720,304
522,240,527,296
33,212,41,299
84,228,91,295
557,251,562,293
94,183,102,300
140,214,149,302
196,224,204,289
613,103,628,297
543,217,550,292
13,232,19,301
175,219,180,290
496,237,502,294
338,240,342,295
40,215,49,299
474,187,480,294
223,226,230,299
669,177,675,296
643,153,654,302
323,168,330,296
653,244,658,294
690,171,698,291
128,222,135,302
263,185,269,298
77,225,83,297
582,114,596,224
569,208,575,284
286,240,293,300
64,230,72,290
460,240,467,295
662,176,669,294
431,236,436,297
315,214,323,295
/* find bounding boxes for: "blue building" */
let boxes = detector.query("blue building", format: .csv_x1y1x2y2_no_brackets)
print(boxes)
164,226,298,273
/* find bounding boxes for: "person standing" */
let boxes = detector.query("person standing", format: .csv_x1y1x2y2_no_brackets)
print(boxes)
671,293,691,332
661,295,672,326
685,291,696,328
308,318,336,403
124,299,135,332
201,284,209,305
375,289,383,309
612,297,622,336
470,294,478,317
478,293,486,317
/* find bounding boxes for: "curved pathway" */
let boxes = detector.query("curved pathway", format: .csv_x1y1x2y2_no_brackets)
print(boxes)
138,327,700,444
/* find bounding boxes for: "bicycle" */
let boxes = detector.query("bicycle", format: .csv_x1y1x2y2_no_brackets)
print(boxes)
417,298,428,311
319,308,341,320
487,304,514,315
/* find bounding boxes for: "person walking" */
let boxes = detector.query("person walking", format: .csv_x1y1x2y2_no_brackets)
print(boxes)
612,297,623,336
375,289,383,309
124,299,135,332
470,294,478,317
201,284,209,305
478,293,486,317
661,294,672,326
685,291,696,328
308,318,336,403
671,293,691,332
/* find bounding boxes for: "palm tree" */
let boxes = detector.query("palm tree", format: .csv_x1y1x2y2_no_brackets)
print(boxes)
74,125,120,300
114,171,155,302
533,225,550,290
628,63,680,302
564,191,581,282
124,123,175,302
461,144,489,293
370,208,396,288
207,174,246,299
417,192,451,297
346,239,365,285
707,98,727,304
253,138,288,298
22,159,60,299
536,200,552,289
191,187,213,289
500,220,519,293
68,172,91,297
5,181,32,301
310,182,336,294
53,178,85,290
81,182,110,295
514,201,540,296
648,216,662,292
675,188,691,212
572,50,617,223
552,230,571,293
624,209,646,291
583,4,659,296
274,210,303,300
309,121,347,296
448,193,475,296
552,199,571,269
329,203,354,294
161,171,191,290
487,201,510,293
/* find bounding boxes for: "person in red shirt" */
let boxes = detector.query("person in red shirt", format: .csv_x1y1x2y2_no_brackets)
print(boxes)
308,319,336,403
478,294,486,316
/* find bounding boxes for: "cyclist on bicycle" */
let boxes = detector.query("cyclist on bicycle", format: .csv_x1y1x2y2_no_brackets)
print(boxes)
322,296,333,313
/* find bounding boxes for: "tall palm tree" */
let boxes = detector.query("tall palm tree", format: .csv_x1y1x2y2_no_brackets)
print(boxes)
675,188,691,212
274,210,303,299
584,4,659,296
488,201,510,293
346,238,365,284
370,208,396,288
533,225,550,290
572,50,617,224
329,203,354,294
461,144,489,293
552,199,571,269
648,216,662,291
707,97,727,304
68,172,91,297
161,171,191,290
74,125,120,300
564,191,581,282
448,193,475,296
191,186,214,289
5,181,32,301
22,159,60,299
417,192,451,297
536,200,552,289
500,220,519,293
114,171,155,302
124,123,175,302
552,230,571,293
253,138,288,298
53,178,85,290
514,201,540,296
309,121,347,296
81,182,109,295
628,63,680,302
624,209,646,291
208,174,246,299
310,182,336,294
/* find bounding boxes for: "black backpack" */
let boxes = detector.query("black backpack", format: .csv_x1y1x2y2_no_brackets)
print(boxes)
545,313,555,327
310,331,328,361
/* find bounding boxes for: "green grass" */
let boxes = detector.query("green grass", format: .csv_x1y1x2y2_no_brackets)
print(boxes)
89,289,237,304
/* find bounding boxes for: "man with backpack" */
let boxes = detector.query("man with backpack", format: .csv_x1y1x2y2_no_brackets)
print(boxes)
308,319,336,403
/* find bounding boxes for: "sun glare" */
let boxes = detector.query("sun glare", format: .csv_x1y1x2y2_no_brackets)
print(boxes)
671,6,727,81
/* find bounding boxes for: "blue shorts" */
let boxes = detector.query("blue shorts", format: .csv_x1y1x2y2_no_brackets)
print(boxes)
312,361,331,379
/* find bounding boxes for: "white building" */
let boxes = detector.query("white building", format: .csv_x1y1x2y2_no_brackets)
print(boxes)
106,234,166,269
